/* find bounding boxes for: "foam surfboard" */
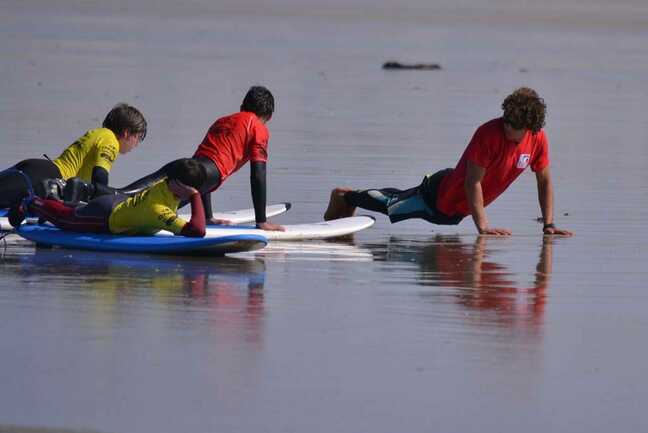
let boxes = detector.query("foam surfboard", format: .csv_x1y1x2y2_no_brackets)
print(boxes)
177,215,376,241
179,202,291,224
16,225,268,256
0,203,291,231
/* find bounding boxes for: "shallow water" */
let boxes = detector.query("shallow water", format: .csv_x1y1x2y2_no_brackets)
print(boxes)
2,1,648,432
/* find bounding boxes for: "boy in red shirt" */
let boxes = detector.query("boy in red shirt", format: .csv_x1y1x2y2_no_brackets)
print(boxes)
109,86,284,232
324,87,572,236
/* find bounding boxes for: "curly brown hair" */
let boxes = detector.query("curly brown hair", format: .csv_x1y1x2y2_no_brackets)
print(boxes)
501,87,546,133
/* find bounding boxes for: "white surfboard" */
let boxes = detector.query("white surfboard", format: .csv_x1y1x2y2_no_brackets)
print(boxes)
0,203,291,231
160,215,376,241
181,202,291,225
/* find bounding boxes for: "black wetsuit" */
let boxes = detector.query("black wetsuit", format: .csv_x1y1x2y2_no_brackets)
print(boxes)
344,168,464,225
0,159,61,208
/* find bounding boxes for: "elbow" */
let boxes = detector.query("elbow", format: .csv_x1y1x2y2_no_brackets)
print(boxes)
180,226,206,238
464,178,478,193
188,226,206,238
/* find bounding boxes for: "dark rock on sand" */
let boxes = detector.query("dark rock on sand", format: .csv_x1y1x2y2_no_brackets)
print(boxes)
383,61,442,70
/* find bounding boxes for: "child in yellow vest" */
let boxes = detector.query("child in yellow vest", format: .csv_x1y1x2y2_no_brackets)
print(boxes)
0,103,146,209
13,159,207,237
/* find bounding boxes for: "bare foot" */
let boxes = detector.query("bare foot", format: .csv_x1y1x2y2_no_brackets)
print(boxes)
209,218,233,226
257,221,286,232
324,187,356,221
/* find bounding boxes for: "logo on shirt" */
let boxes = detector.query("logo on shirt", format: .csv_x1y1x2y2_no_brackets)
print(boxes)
100,151,116,163
517,154,530,169
158,212,177,226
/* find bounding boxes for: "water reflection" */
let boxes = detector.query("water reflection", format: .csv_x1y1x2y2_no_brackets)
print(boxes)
248,239,374,262
369,235,554,332
0,248,267,342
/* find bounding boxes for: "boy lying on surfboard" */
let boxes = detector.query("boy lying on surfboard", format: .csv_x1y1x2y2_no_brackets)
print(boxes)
0,104,147,210
62,86,285,232
9,159,208,237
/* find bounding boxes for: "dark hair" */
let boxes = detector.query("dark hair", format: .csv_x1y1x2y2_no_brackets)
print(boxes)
501,87,546,133
167,158,206,189
102,103,148,140
240,86,274,119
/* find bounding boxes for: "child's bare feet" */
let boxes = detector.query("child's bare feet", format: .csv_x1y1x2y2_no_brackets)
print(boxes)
324,187,356,221
208,218,233,226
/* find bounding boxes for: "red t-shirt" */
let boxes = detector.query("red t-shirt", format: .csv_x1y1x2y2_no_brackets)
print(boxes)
436,118,550,217
193,112,269,181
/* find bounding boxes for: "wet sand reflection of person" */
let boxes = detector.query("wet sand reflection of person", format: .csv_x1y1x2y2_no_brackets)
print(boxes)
181,259,266,343
1,249,269,412
2,250,267,342
443,236,551,329
372,235,554,331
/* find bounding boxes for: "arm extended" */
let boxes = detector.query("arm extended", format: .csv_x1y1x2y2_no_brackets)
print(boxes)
464,161,511,235
535,167,572,236
251,161,284,231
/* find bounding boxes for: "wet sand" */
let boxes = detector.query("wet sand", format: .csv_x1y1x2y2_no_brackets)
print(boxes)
2,1,648,432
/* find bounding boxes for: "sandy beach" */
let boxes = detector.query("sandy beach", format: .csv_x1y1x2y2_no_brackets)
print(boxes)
1,1,648,432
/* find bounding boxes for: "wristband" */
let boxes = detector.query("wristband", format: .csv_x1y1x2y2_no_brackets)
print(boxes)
543,223,555,230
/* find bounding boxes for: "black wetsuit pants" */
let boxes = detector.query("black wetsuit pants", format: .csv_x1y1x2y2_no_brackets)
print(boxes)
344,168,464,225
0,159,61,208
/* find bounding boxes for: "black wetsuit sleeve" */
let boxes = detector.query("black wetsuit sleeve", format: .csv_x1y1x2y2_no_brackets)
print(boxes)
250,161,267,223
90,166,119,197
91,166,109,187
202,191,213,221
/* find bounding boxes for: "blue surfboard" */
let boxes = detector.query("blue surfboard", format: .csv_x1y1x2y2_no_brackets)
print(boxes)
1,203,291,232
16,225,268,256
